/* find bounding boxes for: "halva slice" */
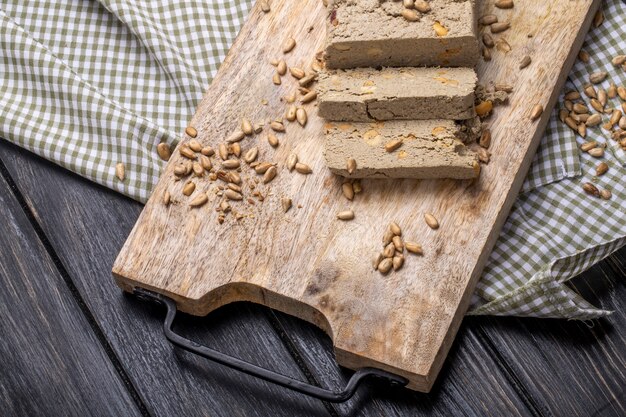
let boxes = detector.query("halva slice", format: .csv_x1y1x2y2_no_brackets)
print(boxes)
324,120,480,179
318,67,478,122
325,0,479,69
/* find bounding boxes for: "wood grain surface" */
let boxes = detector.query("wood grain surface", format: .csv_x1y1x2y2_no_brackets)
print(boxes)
0,175,142,417
113,0,601,391
0,142,330,417
1,137,625,415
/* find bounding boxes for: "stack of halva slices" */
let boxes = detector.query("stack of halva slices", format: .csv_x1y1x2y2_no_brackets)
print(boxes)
319,0,482,180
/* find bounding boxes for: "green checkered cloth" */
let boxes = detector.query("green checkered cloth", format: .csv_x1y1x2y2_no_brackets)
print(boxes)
1,0,624,319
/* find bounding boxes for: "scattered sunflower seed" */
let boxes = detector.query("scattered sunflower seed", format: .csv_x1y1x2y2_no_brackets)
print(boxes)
282,198,292,213
189,193,208,208
424,213,439,229
185,126,198,138
157,143,172,161
115,163,125,181
337,210,355,221
295,163,312,174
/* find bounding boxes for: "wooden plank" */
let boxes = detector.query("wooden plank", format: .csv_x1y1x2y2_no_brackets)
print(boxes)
0,140,331,417
270,311,536,417
472,253,626,417
113,0,601,391
0,175,142,416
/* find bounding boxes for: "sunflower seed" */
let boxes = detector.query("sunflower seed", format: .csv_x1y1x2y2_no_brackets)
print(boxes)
260,1,270,13
222,159,241,169
582,182,600,197
342,182,354,200
270,121,285,132
402,9,419,22
296,108,307,126
300,90,317,103
227,131,245,144
289,67,305,79
598,89,608,107
372,253,384,270
190,193,208,208
273,73,281,85
490,22,510,33
392,255,405,271
564,91,580,101
590,98,604,113
495,0,514,9
287,153,298,171
295,163,312,174
530,104,543,121
241,119,254,136
187,140,202,152
382,243,395,258
378,258,393,274
580,141,597,152
192,162,204,177
230,143,241,157
405,242,423,255
585,114,602,127
163,190,171,206
424,213,439,229
174,165,187,176
225,189,243,201
157,143,172,161
519,55,532,69
392,235,404,251
243,147,258,164
283,37,296,53
588,147,604,158
180,146,197,160
183,181,196,196
589,71,608,84
115,163,125,181
218,143,229,160
282,198,292,212
286,105,297,121
593,10,604,27
479,14,498,25
201,146,214,156
277,60,287,75
264,135,278,149
384,138,403,152
578,50,591,63
610,110,622,126
254,162,274,174
584,84,597,98
299,74,317,87
347,158,357,174
612,55,626,66
263,166,277,184
337,210,355,221
600,189,612,200
185,126,198,138
596,162,608,176
383,228,394,245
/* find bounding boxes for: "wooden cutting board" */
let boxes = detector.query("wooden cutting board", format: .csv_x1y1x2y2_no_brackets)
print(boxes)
113,0,600,392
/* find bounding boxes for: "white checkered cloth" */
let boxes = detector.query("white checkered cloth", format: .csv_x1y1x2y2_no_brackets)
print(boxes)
1,0,624,319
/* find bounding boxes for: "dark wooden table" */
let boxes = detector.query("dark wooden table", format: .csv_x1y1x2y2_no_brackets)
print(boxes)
0,139,624,417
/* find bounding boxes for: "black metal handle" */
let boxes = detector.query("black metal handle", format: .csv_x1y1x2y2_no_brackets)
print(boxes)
133,288,408,403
